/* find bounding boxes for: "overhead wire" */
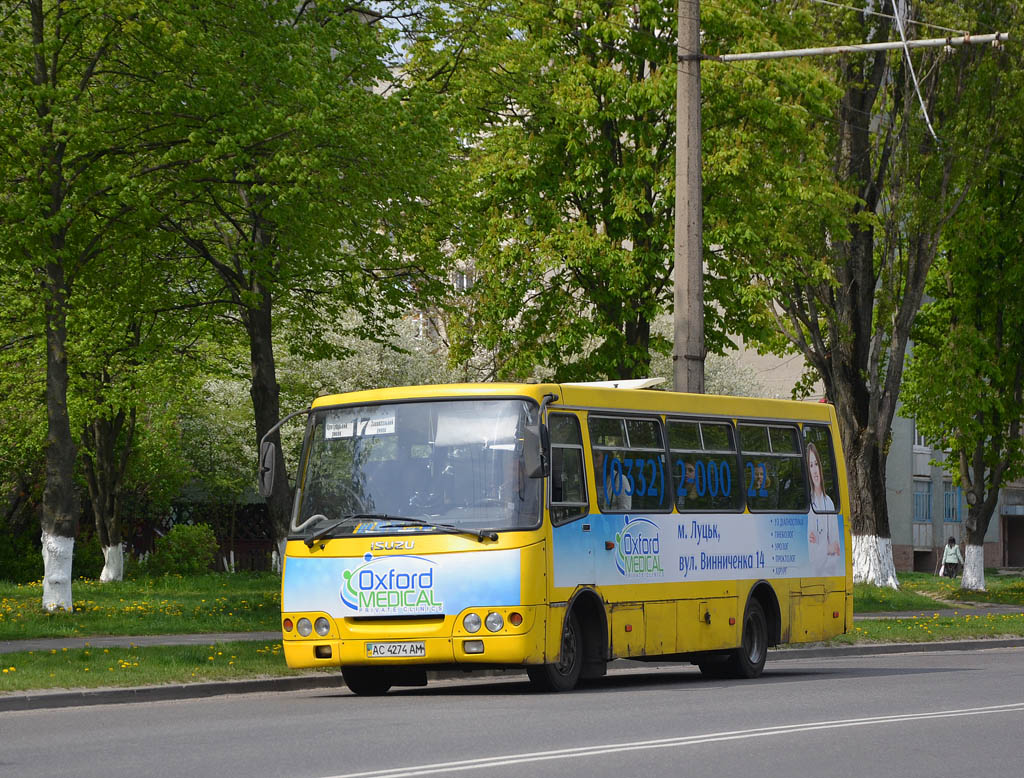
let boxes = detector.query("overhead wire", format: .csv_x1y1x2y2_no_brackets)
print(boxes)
805,0,977,37
891,2,940,144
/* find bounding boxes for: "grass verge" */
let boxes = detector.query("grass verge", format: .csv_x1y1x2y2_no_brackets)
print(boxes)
0,573,280,640
854,571,1024,613
898,571,1024,606
834,612,1024,645
852,583,942,612
0,640,332,693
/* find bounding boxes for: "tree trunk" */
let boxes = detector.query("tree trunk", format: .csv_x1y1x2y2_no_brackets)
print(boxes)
82,407,135,583
833,371,898,587
41,259,79,611
961,499,998,592
961,544,985,592
244,288,292,543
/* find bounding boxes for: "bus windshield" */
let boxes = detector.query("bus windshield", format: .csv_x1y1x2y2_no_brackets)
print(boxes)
292,398,541,537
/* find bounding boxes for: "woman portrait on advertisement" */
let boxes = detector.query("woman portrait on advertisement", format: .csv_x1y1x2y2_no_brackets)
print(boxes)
806,441,840,574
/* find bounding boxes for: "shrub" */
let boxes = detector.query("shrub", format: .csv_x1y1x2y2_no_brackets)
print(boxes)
148,523,218,576
0,524,42,583
72,532,106,580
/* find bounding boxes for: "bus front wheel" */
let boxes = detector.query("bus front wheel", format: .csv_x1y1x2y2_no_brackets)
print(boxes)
342,667,392,696
527,611,582,692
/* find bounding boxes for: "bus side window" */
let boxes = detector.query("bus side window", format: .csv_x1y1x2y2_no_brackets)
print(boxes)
667,419,742,511
803,424,839,513
549,413,589,525
589,415,669,513
739,423,806,511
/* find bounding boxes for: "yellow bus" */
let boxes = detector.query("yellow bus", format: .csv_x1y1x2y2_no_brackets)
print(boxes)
259,381,852,695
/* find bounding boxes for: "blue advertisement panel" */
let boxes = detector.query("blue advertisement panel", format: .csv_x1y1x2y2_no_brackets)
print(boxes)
283,549,521,618
553,511,845,588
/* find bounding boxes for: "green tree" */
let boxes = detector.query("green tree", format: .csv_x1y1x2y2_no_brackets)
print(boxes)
70,240,211,581
902,83,1024,591
407,0,842,382
145,1,449,542
0,1,180,609
717,1,1012,585
411,0,680,380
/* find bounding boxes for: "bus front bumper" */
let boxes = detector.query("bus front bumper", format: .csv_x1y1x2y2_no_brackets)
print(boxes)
283,626,546,669
280,606,548,667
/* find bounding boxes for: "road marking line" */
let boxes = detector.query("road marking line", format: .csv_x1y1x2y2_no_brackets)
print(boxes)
323,702,1024,778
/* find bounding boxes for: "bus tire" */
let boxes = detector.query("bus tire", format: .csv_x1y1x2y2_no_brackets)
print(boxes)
342,667,393,696
727,599,768,679
527,611,582,692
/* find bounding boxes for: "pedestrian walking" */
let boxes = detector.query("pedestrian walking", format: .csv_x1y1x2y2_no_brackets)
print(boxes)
940,536,964,578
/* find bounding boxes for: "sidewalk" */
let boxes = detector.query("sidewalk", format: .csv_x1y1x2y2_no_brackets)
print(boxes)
0,631,281,656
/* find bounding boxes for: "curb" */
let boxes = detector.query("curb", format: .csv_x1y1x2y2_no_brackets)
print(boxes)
4,637,1023,712
0,674,344,712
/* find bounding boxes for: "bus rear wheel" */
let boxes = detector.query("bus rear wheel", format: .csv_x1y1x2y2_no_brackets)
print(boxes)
342,667,393,696
727,599,768,679
527,611,582,692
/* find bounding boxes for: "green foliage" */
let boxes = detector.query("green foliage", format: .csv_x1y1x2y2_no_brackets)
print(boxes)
71,532,107,581
901,16,1024,541
0,1,451,564
148,524,218,577
407,0,852,381
409,0,683,379
0,523,42,584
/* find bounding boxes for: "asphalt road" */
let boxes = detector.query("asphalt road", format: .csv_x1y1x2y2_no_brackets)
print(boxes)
3,647,1023,778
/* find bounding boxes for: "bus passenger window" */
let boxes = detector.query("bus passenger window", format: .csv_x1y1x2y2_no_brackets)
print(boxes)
549,413,589,525
803,425,839,513
667,419,742,511
739,423,807,511
589,416,669,513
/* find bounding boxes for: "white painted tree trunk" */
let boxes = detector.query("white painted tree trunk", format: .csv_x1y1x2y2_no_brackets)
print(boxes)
41,531,75,612
99,544,124,582
852,534,899,588
960,544,986,591
272,538,286,573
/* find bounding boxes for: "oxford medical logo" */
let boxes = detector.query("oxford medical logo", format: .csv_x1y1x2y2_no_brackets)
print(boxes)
615,516,664,578
341,553,443,615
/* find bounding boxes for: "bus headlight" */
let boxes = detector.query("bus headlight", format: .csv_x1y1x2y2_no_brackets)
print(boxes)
297,618,313,637
485,612,504,632
314,617,331,636
463,613,482,633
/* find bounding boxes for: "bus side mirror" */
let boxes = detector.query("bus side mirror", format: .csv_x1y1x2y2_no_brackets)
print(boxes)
258,441,276,498
524,423,548,478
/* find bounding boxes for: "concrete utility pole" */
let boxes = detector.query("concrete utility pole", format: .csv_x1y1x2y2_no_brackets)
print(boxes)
672,0,704,394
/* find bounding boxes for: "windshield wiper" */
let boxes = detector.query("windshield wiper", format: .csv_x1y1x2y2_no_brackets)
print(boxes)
305,513,377,548
377,516,498,542
305,514,498,548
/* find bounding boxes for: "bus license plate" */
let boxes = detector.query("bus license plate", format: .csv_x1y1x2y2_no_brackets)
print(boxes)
366,641,426,658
